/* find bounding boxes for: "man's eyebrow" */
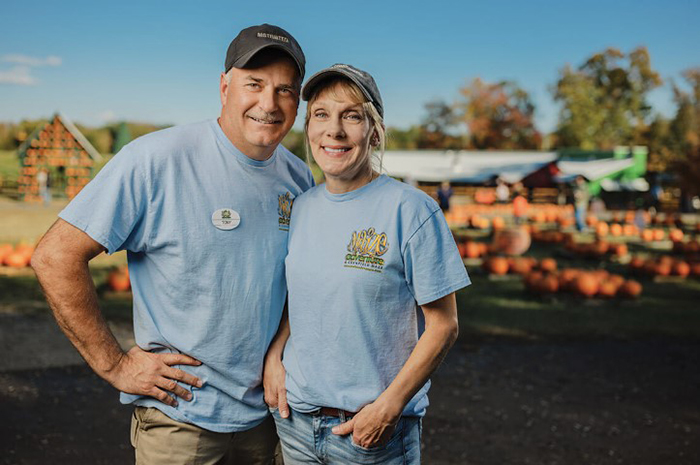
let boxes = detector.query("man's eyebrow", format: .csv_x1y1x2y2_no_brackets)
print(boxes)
245,75,263,83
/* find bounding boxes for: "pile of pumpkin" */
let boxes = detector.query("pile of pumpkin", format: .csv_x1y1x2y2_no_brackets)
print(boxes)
482,255,643,298
628,255,700,279
0,243,34,268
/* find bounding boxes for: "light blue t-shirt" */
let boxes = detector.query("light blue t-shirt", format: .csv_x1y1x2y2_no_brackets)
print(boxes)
283,174,470,417
59,119,314,432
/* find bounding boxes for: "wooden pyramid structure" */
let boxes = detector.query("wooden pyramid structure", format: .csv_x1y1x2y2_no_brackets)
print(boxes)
17,113,102,202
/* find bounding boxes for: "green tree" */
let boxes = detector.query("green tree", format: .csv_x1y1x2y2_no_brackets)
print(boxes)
553,47,662,149
455,78,541,150
112,122,132,154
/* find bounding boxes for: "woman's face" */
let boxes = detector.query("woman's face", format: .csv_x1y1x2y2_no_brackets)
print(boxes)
307,84,374,182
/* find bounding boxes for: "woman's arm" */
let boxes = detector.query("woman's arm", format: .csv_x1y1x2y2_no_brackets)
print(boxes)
332,292,459,447
263,305,291,418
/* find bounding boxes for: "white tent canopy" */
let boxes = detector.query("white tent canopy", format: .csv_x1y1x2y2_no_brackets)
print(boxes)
554,158,635,183
381,150,558,183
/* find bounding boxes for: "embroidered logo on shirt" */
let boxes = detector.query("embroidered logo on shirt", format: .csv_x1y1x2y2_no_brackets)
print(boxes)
278,192,294,231
344,227,389,273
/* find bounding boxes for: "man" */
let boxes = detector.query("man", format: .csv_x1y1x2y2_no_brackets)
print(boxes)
31,24,314,464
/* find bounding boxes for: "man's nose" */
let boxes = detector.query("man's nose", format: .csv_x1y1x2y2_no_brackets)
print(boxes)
258,87,278,114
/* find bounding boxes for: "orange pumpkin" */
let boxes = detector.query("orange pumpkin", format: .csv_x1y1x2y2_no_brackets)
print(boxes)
619,280,642,298
595,222,609,237
4,252,29,268
672,261,690,278
539,258,557,272
669,229,684,242
609,224,623,237
574,273,598,297
597,281,619,298
485,257,509,275
107,267,131,292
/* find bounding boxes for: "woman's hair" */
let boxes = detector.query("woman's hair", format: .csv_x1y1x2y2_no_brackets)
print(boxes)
304,77,386,174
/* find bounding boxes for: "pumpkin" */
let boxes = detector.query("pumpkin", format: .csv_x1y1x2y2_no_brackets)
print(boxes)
107,267,131,292
597,281,619,298
573,273,598,297
610,224,623,237
491,228,531,256
672,261,690,278
539,258,557,272
619,280,642,298
485,257,509,275
669,229,684,243
4,252,29,268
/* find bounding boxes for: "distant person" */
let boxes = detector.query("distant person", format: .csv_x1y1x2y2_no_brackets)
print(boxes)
650,183,663,213
512,184,529,225
437,180,453,211
496,177,510,204
573,175,590,231
31,24,313,464
37,168,51,206
262,64,470,464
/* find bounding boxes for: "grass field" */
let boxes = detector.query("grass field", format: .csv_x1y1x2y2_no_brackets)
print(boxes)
0,150,19,179
2,197,699,341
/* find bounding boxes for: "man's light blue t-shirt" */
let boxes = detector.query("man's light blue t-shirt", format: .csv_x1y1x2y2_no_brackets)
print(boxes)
284,174,470,417
59,119,314,432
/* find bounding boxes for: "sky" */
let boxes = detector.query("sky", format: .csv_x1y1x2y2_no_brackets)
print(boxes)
1,0,699,134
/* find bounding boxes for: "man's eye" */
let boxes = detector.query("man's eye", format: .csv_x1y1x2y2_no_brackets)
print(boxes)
247,83,261,89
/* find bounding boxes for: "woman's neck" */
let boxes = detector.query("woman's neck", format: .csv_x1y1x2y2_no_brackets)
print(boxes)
325,169,379,194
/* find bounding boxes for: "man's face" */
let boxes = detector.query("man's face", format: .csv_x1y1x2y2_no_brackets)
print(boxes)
219,54,299,160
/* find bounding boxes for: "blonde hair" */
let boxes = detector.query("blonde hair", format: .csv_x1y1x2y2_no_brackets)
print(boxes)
304,78,386,174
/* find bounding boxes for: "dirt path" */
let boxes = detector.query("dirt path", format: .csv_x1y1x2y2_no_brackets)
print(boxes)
1,337,698,464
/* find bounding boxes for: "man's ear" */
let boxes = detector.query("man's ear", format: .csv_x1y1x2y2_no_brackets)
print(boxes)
219,72,229,106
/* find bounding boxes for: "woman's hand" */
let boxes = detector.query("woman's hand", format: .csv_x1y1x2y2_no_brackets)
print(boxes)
332,398,402,448
263,350,289,418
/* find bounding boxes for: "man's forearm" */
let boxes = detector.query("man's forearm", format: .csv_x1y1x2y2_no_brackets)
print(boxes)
33,248,124,381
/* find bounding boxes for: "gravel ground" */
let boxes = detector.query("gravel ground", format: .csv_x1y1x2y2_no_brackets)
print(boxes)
1,338,699,465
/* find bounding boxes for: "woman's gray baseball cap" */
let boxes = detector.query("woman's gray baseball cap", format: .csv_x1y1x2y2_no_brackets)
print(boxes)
225,24,305,79
301,64,384,118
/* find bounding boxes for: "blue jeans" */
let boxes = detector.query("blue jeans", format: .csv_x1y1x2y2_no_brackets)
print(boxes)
271,408,421,464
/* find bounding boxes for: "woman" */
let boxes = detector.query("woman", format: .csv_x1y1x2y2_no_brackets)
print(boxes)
263,64,471,464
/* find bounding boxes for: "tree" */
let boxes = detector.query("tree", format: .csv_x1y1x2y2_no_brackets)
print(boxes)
455,78,541,150
416,99,465,149
669,68,700,194
112,122,132,154
553,47,662,149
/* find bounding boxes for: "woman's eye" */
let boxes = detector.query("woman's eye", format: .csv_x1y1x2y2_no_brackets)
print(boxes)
345,113,362,121
314,111,328,118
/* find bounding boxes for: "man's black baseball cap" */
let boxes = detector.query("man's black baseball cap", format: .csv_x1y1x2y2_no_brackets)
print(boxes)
224,24,305,79
301,64,383,118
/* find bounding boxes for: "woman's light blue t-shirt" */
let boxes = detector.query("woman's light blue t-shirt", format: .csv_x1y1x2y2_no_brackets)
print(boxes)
284,174,470,417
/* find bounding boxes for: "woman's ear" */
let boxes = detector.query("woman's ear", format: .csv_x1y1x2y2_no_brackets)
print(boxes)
370,130,380,147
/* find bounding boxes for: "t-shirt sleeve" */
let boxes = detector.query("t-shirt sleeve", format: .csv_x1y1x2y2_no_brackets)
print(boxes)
58,145,150,254
403,209,471,306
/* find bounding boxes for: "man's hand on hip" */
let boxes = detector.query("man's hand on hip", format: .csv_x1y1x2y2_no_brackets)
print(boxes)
107,346,203,407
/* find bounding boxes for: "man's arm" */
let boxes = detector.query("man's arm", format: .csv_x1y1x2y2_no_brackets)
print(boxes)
332,293,459,448
31,219,203,407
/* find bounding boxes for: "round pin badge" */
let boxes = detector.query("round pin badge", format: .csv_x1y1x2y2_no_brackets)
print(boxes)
212,208,240,230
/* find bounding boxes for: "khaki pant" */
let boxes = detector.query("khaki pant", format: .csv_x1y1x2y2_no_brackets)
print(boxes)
130,406,282,465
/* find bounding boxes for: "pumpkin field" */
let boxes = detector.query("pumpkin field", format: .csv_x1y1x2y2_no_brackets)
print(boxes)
1,196,700,464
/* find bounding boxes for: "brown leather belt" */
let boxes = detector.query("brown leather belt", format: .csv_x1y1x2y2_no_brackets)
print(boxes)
318,407,356,419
